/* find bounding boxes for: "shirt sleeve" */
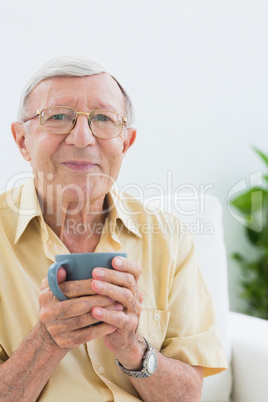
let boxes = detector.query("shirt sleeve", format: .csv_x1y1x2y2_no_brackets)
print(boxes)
161,231,228,377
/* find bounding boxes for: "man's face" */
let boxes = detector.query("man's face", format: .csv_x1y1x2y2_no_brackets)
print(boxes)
13,74,136,206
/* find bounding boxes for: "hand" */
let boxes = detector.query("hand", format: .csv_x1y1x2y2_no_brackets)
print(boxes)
91,257,145,368
38,267,122,349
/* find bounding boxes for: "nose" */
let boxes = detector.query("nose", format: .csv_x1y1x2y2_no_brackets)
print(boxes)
65,114,96,148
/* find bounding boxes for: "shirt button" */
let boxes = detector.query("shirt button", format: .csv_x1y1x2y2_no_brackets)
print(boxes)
98,366,105,374
154,312,161,321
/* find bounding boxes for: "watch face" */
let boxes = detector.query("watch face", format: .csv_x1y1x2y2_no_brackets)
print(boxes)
147,352,157,374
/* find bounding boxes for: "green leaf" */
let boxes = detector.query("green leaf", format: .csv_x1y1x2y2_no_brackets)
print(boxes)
232,146,268,321
264,175,268,184
254,147,268,168
230,187,265,215
253,147,268,168
232,252,246,262
246,226,264,245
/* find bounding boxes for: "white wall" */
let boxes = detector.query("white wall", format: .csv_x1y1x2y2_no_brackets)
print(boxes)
1,0,268,312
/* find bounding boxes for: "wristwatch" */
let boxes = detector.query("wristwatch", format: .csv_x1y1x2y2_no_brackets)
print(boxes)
116,338,158,378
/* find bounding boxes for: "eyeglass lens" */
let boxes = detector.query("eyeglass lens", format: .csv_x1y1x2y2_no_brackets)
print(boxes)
40,107,123,138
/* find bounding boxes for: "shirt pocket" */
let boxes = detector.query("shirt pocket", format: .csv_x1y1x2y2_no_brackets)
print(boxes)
138,309,170,350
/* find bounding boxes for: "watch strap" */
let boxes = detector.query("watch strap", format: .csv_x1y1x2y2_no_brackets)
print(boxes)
116,338,157,378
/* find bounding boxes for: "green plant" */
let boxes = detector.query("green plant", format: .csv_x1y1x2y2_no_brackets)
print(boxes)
230,147,268,320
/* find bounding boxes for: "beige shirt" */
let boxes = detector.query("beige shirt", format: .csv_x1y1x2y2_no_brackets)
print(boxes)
0,179,227,401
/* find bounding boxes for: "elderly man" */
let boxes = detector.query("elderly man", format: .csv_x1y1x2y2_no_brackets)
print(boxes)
0,56,227,401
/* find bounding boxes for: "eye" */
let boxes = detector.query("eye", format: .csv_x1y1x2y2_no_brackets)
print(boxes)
50,114,68,121
94,113,111,122
92,112,113,123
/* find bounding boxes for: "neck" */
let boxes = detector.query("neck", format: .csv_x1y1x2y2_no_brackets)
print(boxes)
40,193,108,253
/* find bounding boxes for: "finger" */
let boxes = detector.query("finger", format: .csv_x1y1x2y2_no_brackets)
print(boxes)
51,322,117,349
51,303,124,334
91,306,139,332
137,288,143,304
91,280,142,315
59,278,96,298
111,257,142,282
41,267,67,291
92,267,137,296
42,294,116,320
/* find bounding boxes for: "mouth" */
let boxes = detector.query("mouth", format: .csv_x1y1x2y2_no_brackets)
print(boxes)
62,161,97,171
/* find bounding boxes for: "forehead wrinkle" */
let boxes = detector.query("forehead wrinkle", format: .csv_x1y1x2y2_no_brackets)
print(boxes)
26,74,126,116
46,96,123,114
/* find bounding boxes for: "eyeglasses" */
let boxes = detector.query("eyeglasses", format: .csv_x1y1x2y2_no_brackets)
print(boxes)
24,106,127,139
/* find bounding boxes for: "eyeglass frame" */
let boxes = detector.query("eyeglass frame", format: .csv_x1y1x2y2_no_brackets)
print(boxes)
23,106,128,139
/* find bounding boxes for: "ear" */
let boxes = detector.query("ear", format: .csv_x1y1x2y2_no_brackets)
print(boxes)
11,122,31,161
122,127,136,155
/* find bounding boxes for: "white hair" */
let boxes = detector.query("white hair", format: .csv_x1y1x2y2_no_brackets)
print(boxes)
17,55,134,126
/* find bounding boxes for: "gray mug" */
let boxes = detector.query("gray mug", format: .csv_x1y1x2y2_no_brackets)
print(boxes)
48,252,127,301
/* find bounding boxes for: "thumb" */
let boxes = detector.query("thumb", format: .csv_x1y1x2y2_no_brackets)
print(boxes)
57,267,67,284
41,267,67,291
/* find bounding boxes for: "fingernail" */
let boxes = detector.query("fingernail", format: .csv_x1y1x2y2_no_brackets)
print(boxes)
94,307,102,316
114,303,124,311
94,280,103,290
94,268,105,277
115,258,123,267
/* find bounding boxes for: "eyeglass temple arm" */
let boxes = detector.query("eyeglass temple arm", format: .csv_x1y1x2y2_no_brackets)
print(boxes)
23,110,41,123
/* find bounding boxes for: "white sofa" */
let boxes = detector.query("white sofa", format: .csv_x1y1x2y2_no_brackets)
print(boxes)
148,194,268,402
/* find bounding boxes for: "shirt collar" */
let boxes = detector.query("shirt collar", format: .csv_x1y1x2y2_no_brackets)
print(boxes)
14,178,43,244
14,179,142,244
108,189,142,239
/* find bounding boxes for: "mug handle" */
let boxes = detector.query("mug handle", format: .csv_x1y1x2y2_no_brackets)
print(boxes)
48,260,72,301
